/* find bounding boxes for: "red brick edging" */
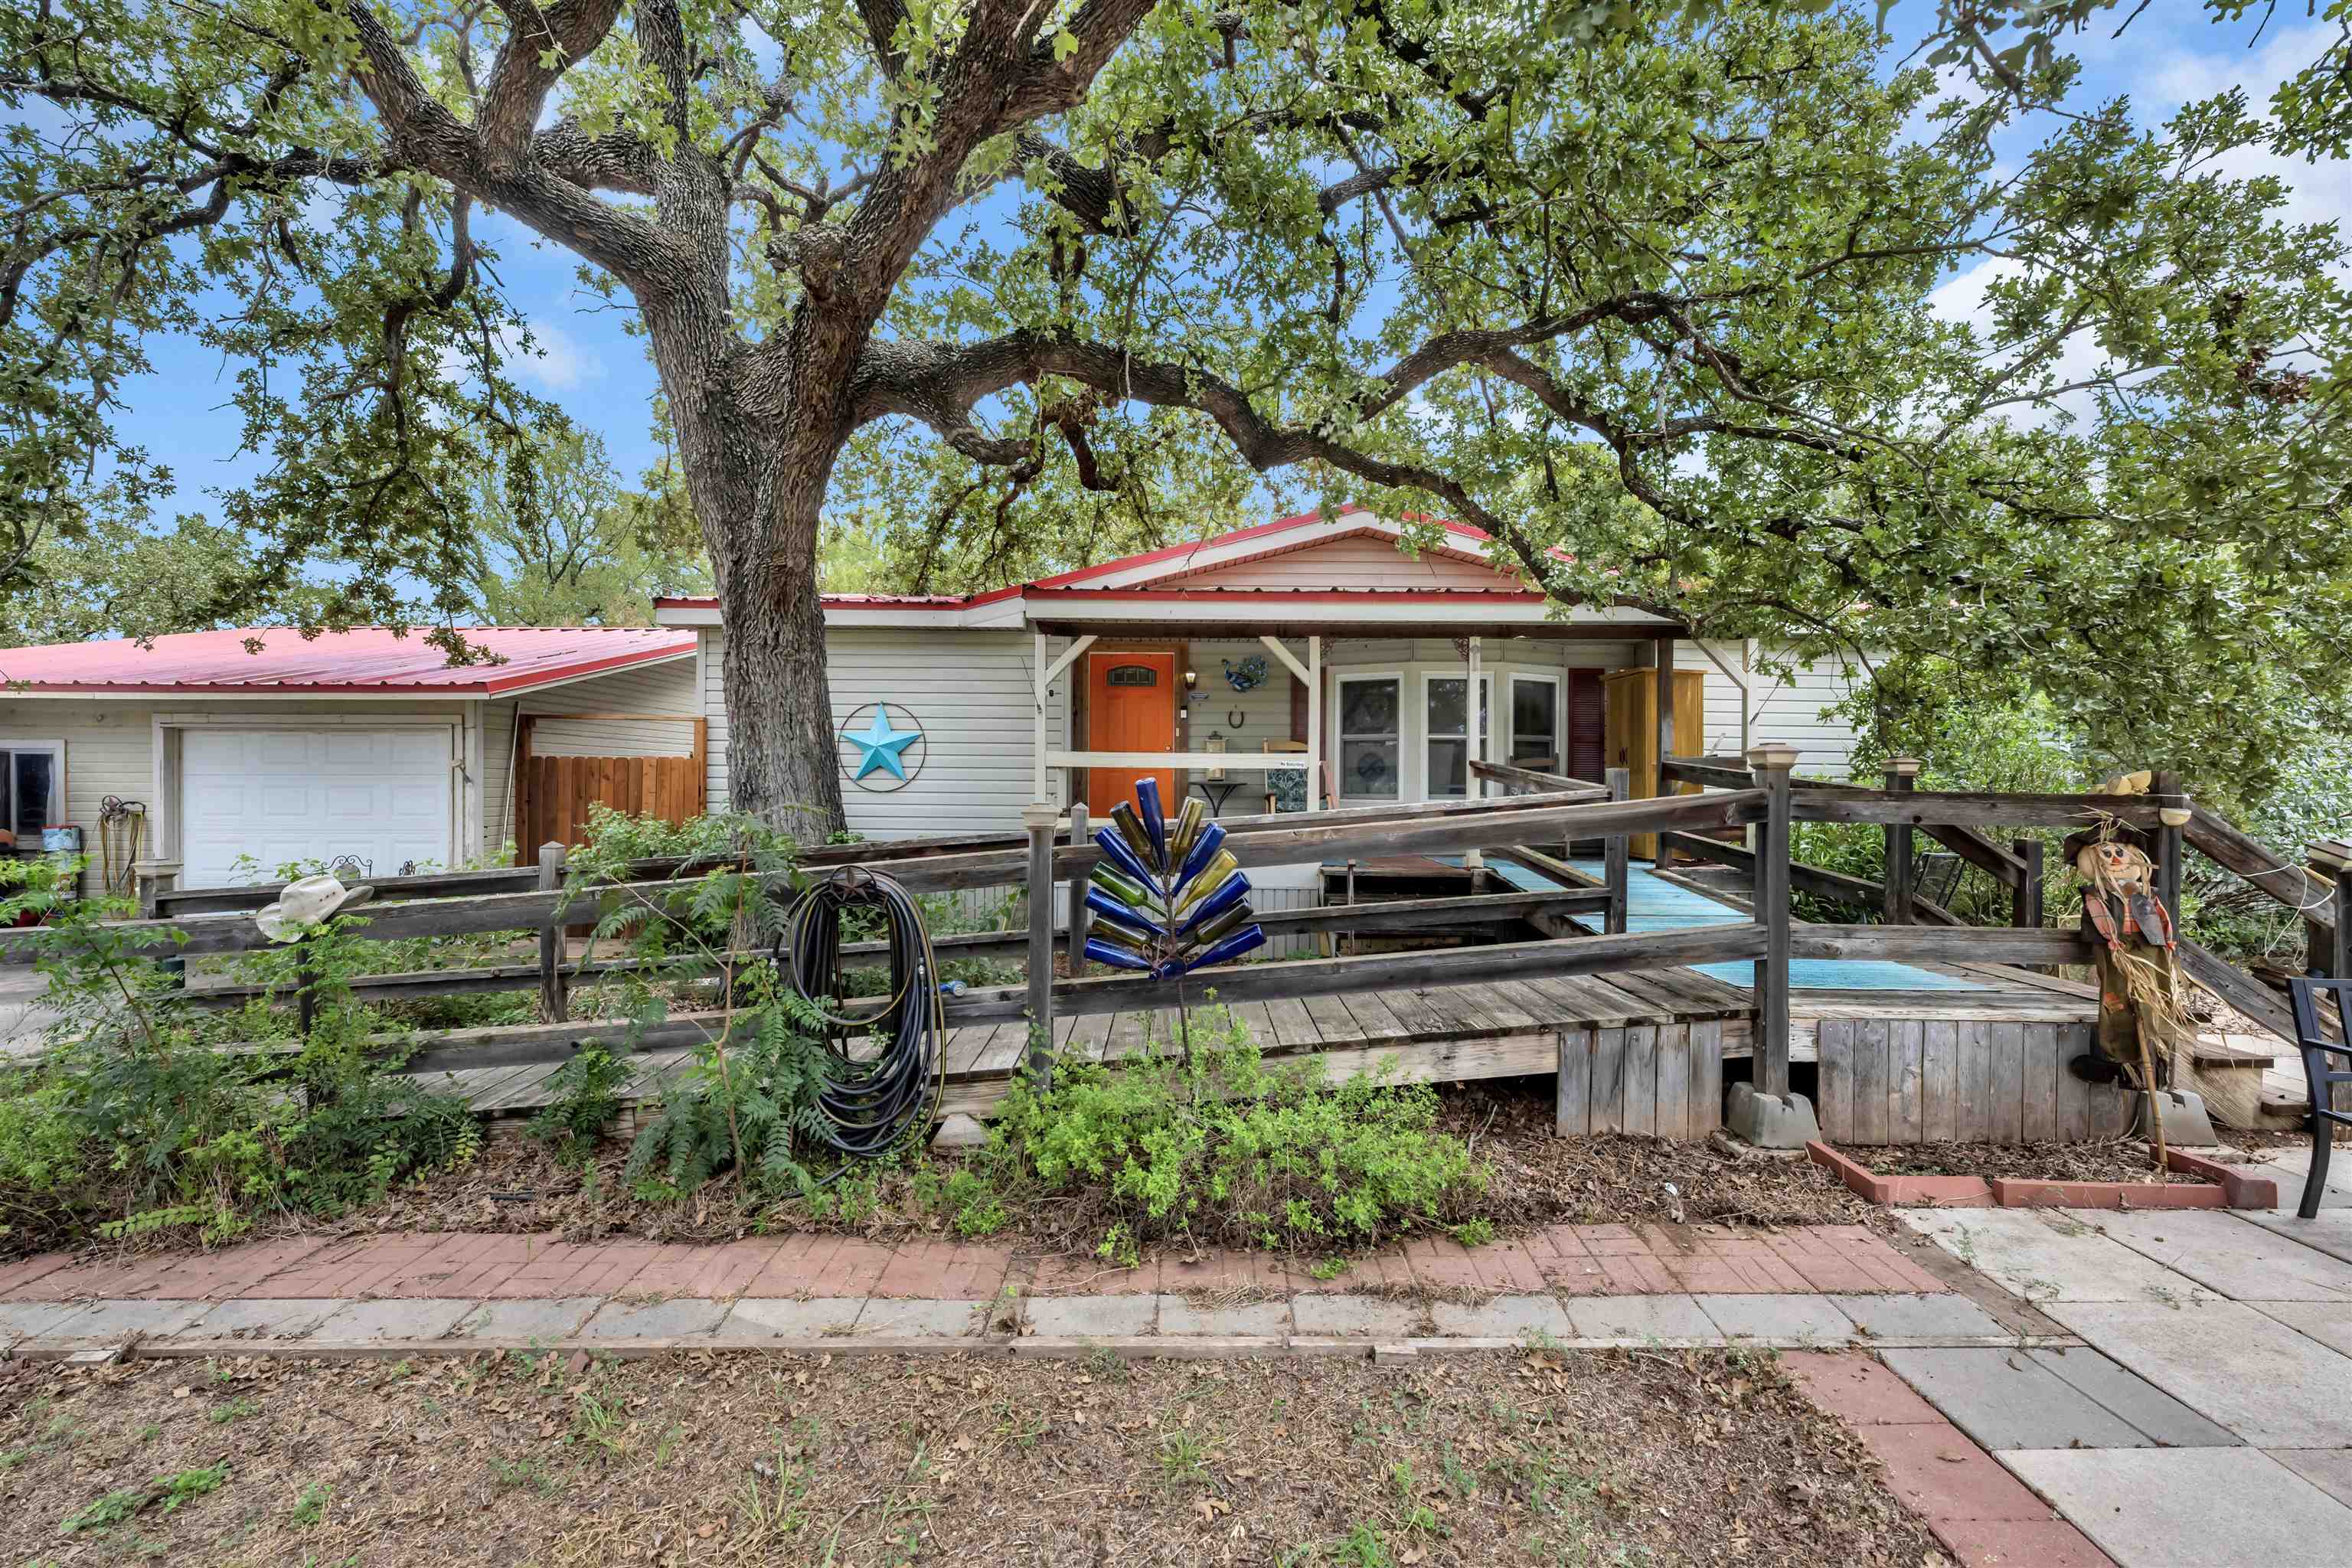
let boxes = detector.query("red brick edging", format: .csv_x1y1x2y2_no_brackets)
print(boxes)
1782,1351,2116,1567
1807,1141,2277,1211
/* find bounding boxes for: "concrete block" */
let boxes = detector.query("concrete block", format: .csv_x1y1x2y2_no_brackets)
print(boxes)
930,1112,988,1151
454,1298,604,1343
2248,1300,2352,1359
183,1298,341,1341
2269,1449,2352,1511
40,1298,213,1343
854,1299,982,1337
309,1298,475,1342
1726,1083,1821,1149
724,1298,866,1337
1374,1342,1418,1366
2043,1298,2352,1449
2003,1447,2352,1568
0,1302,84,1341
579,1298,727,1341
2149,1089,2219,1149
1899,1207,2220,1305
1024,1294,1164,1338
1563,1294,1716,1341
2087,1209,2352,1302
1159,1298,1292,1336
1290,1295,1422,1338
1428,1293,1573,1340
1880,1348,2151,1450
1828,1292,2006,1339
2027,1348,2240,1448
1692,1294,1852,1344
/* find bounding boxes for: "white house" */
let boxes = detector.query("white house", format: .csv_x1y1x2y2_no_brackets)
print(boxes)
655,510,1868,880
0,626,698,895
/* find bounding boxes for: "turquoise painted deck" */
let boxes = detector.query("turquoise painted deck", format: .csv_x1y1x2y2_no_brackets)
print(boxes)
1430,854,1981,992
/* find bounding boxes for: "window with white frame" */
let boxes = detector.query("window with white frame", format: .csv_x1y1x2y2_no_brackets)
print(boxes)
1337,675,1401,799
1423,675,1491,798
1509,675,1560,769
0,741,63,841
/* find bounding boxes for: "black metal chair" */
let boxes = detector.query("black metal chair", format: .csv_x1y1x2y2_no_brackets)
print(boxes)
2285,977,2352,1219
1912,850,1965,910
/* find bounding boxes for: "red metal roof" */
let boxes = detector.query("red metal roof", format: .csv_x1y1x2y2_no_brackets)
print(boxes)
0,626,696,696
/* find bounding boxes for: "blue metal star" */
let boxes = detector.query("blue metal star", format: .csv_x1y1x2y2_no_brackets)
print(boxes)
844,705,920,780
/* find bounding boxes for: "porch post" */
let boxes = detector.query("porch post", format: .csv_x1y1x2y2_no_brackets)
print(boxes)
1306,635,1324,812
2152,768,2185,930
1022,802,1059,1087
1749,742,1797,1098
1604,766,1630,936
1883,756,1922,924
1653,636,1675,867
1458,639,1477,884
1031,629,1050,806
1066,803,1090,978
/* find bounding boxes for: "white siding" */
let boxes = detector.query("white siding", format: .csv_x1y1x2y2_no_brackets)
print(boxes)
480,655,705,861
700,626,1070,839
1748,649,1870,779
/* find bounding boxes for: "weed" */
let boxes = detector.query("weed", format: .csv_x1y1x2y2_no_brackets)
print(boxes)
1310,1256,1352,1281
1158,1428,1211,1484
289,1481,332,1526
488,1455,561,1496
1082,1345,1129,1384
61,1488,148,1534
1450,1217,1497,1248
62,1463,230,1534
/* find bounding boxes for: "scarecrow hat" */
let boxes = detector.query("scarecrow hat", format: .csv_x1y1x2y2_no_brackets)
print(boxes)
254,874,375,943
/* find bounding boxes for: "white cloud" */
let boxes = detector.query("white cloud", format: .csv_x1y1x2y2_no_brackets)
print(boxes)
496,318,603,390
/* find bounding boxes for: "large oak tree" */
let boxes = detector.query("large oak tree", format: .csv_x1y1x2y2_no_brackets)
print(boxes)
4,0,2346,826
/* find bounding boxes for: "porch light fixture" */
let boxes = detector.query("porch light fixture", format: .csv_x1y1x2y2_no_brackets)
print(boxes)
1183,668,1198,689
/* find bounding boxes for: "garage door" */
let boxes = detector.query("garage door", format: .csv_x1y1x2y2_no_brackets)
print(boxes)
181,728,455,888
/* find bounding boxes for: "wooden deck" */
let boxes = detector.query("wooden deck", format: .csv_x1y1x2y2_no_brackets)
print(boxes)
416,956,2120,1141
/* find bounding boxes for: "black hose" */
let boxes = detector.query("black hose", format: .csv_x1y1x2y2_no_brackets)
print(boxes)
776,867,946,1165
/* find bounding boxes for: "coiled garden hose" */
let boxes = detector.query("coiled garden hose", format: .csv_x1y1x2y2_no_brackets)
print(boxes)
776,867,946,1165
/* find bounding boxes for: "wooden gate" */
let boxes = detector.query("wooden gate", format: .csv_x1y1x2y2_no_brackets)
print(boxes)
514,713,707,855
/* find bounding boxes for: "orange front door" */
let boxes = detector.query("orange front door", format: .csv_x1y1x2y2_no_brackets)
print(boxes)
1086,651,1178,822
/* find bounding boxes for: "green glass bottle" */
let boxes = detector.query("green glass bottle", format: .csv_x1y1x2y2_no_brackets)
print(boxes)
1172,848,1239,917
1110,802,1162,874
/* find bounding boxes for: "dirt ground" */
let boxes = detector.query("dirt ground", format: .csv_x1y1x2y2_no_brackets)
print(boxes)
1837,1138,2213,1185
0,1347,1945,1567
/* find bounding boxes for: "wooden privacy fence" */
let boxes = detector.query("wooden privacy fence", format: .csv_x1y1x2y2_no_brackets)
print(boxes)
513,711,708,854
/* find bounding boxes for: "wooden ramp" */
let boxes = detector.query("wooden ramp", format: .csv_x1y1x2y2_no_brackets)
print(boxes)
417,959,2115,1144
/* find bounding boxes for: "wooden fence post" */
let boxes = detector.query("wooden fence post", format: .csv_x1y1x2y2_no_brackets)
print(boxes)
1065,803,1090,979
2011,837,2044,931
1883,756,1922,925
1022,802,1060,1088
1603,766,1630,937
1748,742,1798,1098
537,841,569,1024
2152,769,2185,930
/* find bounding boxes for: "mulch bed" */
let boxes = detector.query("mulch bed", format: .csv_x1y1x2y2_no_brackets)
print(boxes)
0,1348,1945,1567
1836,1140,2211,1187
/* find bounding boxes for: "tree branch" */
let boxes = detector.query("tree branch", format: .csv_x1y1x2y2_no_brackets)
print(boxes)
477,0,626,172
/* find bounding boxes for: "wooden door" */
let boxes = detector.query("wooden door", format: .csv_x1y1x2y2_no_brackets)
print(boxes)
1086,652,1177,820
1602,667,1705,858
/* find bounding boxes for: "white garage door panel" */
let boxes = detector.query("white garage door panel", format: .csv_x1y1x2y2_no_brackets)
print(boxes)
181,728,454,887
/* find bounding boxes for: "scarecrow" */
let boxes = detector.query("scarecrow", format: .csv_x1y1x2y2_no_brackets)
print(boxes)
2064,777,2194,1168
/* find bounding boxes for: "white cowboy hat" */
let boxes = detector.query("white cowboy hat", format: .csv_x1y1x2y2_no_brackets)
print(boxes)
254,874,375,943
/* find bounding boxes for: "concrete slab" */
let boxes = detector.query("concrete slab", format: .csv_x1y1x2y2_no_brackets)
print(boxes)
1159,1298,1292,1337
580,1298,727,1340
1024,1294,1165,1338
1900,1207,2218,1306
2003,1447,2352,1568
1880,1348,2152,1450
309,1298,475,1342
1290,1295,1423,1338
2269,1449,2352,1510
181,1298,341,1341
2242,1148,2352,1211
2247,1301,2352,1358
453,1298,604,1342
2025,1348,2240,1448
1429,1294,1573,1340
854,1299,982,1337
0,1301,83,1341
2083,1209,2352,1302
2242,1207,2352,1265
1692,1294,1853,1344
2044,1297,2352,1449
39,1298,214,1342
1563,1294,1717,1341
723,1298,866,1338
1829,1292,2007,1339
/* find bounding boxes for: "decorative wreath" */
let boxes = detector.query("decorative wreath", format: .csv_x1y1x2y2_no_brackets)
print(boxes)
1222,654,1269,692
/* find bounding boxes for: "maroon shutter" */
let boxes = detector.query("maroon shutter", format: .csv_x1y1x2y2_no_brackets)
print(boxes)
1567,670,1606,783
1289,673,1308,743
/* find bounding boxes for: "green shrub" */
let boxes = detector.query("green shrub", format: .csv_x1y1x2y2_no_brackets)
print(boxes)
962,1006,1485,1252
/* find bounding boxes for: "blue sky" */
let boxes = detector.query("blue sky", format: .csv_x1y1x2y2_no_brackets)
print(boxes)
90,3,2352,539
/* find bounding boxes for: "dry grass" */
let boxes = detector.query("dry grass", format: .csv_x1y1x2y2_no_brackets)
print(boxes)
1838,1139,2212,1185
0,1347,1945,1567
